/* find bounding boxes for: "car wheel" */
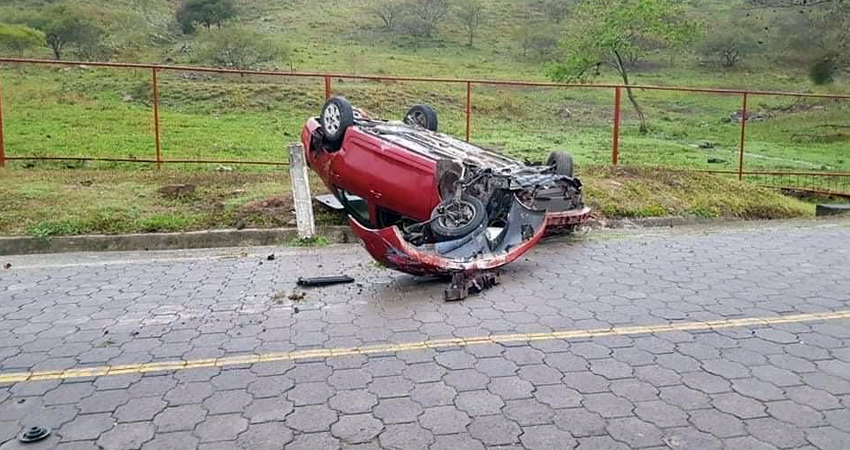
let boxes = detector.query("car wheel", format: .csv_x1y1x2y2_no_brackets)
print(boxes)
547,151,574,177
429,194,488,240
404,105,439,132
321,97,355,149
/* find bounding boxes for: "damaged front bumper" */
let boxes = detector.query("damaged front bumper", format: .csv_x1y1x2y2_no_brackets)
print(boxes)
350,197,587,277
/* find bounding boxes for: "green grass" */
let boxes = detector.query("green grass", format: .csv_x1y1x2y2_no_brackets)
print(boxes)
0,166,815,237
0,168,343,237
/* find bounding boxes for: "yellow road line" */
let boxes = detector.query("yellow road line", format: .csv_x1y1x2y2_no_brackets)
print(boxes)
2,309,849,385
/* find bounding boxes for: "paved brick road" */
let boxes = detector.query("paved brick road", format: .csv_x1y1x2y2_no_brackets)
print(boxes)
1,221,849,450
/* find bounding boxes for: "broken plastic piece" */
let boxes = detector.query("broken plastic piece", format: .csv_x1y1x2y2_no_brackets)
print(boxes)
444,271,500,302
297,276,355,287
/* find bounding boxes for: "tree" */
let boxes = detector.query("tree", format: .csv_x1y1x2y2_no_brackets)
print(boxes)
549,0,697,133
371,2,404,30
517,28,558,59
402,0,449,38
201,26,286,70
29,7,105,60
456,0,485,47
0,23,45,57
177,0,236,34
699,30,759,68
538,0,572,23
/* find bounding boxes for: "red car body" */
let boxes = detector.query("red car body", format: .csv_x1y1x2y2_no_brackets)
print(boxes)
300,107,590,277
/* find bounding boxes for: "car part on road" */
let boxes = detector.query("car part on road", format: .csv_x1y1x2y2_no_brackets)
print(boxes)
444,271,501,301
297,275,356,287
19,426,51,443
404,104,439,131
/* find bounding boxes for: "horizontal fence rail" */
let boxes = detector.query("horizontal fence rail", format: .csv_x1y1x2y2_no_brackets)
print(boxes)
0,57,849,196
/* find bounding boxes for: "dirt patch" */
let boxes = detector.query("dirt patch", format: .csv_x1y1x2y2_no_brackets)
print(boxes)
238,197,296,226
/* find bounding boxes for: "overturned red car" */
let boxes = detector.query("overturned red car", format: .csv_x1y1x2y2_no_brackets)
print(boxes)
301,97,590,297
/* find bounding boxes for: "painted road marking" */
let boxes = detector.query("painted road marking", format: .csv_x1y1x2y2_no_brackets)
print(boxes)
2,309,849,384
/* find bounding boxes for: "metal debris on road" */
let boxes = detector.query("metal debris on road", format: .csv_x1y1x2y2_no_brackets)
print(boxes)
297,275,355,287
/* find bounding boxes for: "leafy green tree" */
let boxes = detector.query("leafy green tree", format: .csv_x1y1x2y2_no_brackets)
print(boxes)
201,26,286,70
549,0,697,133
699,29,759,68
29,8,104,60
0,23,45,57
455,0,485,47
177,0,236,34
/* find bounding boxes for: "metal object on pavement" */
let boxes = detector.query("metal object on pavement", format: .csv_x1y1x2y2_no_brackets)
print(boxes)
445,271,500,302
19,426,51,443
297,275,355,287
816,204,850,216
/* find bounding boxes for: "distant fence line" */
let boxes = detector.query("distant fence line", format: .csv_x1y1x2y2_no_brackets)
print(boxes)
1,57,849,196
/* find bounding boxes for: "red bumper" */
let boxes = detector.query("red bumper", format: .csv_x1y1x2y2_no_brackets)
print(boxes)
348,218,548,277
546,206,592,230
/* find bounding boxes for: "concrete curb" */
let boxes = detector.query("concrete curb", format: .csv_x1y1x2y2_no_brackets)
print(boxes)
0,226,355,256
0,216,830,256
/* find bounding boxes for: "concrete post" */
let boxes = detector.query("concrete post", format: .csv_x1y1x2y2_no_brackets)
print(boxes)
288,143,316,239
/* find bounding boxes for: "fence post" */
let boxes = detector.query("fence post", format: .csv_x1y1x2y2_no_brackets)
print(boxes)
0,63,5,168
289,143,316,239
152,68,162,170
465,82,472,142
324,76,332,100
612,87,621,166
738,92,748,181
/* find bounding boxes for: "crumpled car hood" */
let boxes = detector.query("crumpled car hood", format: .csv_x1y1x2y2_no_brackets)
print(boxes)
349,196,548,276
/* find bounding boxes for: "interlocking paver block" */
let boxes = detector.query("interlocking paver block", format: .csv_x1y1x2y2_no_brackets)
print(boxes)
286,381,334,406
488,376,534,400
606,417,663,448
553,409,607,437
520,424,578,450
409,382,456,408
194,414,248,443
114,397,167,423
152,405,206,432
373,397,423,424
96,422,155,450
418,406,471,435
59,413,115,442
284,404,337,433
379,423,434,450
468,415,521,446
140,431,199,450
285,432,339,450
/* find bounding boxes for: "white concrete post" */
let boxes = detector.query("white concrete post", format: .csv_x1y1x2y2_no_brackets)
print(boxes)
288,143,316,239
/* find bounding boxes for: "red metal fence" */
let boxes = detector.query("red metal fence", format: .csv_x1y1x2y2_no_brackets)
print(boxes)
1,57,849,195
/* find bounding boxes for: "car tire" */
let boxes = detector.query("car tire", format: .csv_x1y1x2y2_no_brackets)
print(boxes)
430,194,488,240
321,97,355,149
404,105,439,132
547,151,574,177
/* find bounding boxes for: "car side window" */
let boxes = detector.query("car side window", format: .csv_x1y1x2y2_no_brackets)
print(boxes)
336,189,371,227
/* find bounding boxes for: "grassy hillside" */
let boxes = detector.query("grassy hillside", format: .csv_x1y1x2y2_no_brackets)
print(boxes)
0,0,843,236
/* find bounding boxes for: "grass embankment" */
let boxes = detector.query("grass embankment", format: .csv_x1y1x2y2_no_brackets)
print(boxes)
0,166,814,238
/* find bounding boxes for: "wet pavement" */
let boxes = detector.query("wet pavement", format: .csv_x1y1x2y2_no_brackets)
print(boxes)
1,220,849,449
